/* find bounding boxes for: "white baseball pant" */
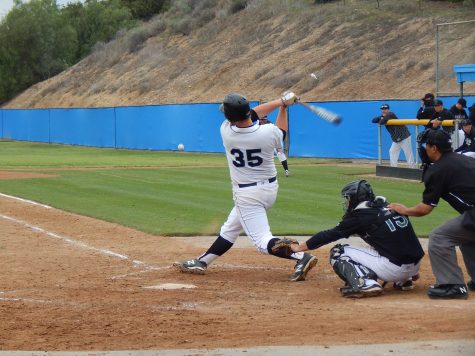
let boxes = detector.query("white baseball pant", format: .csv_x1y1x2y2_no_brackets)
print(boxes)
342,245,421,284
219,180,303,258
389,136,415,168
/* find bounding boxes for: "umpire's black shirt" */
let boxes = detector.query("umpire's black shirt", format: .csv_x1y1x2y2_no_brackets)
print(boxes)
423,152,475,213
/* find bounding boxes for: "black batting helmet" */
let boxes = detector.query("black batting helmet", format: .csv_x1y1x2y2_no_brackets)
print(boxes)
341,180,375,214
219,93,251,122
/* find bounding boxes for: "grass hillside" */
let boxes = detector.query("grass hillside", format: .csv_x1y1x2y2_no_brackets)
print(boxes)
4,0,475,108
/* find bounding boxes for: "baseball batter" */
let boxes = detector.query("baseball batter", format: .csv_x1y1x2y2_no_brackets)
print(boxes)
174,92,317,281
273,180,424,298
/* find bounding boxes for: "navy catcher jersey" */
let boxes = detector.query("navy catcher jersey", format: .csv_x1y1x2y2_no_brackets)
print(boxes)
306,203,424,265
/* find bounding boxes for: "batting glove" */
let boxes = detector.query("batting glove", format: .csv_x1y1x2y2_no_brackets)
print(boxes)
281,91,299,106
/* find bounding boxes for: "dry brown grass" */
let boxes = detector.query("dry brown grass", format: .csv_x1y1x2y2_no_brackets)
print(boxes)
4,0,475,109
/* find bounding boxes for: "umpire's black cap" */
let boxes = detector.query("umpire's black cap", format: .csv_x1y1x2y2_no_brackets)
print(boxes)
421,129,452,152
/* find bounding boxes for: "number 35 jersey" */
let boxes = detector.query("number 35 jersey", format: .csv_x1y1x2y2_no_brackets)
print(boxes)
220,120,283,186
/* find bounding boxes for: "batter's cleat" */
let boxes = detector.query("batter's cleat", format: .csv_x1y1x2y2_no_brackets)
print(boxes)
393,280,414,291
285,170,290,177
427,284,468,300
467,280,475,292
289,253,317,282
340,283,383,298
173,259,207,275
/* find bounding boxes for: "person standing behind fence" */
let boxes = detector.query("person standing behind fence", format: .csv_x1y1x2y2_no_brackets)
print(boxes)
372,104,415,168
469,103,475,126
449,98,468,123
426,99,456,143
455,119,475,159
417,93,435,120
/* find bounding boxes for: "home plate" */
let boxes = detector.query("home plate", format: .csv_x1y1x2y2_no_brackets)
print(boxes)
143,283,197,290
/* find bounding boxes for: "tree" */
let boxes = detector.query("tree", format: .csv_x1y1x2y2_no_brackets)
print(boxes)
0,0,77,103
62,0,135,60
120,0,167,20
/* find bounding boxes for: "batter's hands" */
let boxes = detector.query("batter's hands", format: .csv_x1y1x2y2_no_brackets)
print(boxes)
271,237,299,255
281,91,299,106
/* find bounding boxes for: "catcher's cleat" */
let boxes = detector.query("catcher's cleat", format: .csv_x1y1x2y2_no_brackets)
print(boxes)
289,253,317,282
173,259,207,275
340,283,383,298
467,280,475,292
393,280,414,291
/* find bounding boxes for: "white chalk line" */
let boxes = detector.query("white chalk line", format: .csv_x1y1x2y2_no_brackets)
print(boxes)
0,192,52,209
0,213,153,269
0,296,90,309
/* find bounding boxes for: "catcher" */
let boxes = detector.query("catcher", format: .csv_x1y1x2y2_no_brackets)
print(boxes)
273,180,425,298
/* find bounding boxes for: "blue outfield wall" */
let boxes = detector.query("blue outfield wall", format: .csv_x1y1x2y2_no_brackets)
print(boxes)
0,96,473,159
50,108,116,147
3,108,50,142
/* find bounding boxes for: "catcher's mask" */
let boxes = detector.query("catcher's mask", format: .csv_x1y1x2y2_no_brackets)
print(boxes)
219,93,251,122
341,180,375,214
417,128,452,165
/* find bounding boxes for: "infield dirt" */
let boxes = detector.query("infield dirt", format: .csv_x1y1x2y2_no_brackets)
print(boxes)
1,192,474,351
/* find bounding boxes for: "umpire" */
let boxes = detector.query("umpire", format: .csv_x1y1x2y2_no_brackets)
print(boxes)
389,129,475,300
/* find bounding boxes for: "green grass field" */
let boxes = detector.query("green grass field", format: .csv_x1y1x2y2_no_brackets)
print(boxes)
0,141,457,237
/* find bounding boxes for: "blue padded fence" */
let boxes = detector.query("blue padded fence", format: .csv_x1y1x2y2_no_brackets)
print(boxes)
1,96,473,159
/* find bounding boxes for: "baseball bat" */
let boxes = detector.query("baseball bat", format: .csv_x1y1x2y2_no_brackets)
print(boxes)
298,101,342,125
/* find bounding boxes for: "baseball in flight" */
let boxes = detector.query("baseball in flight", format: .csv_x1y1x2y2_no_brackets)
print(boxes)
178,143,184,151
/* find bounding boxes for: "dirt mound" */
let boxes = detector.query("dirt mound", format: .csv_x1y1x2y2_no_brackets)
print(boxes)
3,0,475,109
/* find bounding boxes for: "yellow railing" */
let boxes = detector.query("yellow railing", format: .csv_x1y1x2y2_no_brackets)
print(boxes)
376,119,457,166
385,119,454,126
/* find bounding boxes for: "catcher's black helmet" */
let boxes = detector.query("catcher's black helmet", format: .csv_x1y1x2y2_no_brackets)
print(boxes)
341,180,375,213
219,93,251,122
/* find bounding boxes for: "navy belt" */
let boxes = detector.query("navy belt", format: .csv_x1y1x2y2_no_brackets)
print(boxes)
238,176,277,188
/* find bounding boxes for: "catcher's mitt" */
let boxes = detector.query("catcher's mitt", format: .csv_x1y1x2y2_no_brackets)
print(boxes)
271,237,299,256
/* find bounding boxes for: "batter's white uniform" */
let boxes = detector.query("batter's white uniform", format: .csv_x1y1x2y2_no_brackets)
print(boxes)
219,120,302,256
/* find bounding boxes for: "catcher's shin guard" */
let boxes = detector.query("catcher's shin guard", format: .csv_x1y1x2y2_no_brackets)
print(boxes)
329,244,378,289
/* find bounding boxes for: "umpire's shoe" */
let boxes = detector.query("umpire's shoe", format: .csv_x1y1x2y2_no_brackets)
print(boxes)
340,283,383,298
289,253,317,282
427,284,468,300
173,259,207,275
